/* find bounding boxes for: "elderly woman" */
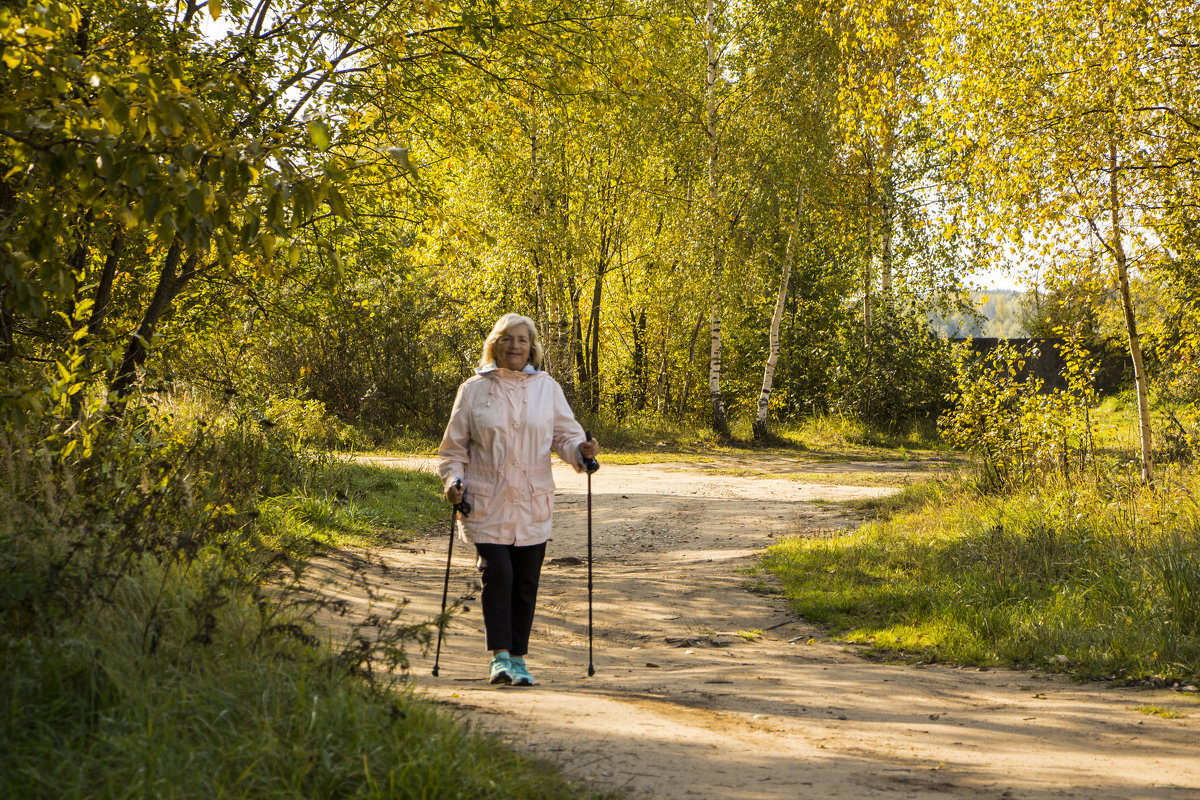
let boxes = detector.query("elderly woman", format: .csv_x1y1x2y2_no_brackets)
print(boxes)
438,313,601,686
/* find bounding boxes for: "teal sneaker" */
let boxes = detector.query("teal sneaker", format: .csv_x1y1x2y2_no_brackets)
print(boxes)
509,656,535,686
489,654,513,685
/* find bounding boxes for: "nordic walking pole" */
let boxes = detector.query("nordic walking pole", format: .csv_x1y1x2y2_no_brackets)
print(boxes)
583,432,600,677
433,479,470,677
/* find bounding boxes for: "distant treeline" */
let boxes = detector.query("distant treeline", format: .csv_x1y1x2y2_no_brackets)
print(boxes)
931,290,1030,339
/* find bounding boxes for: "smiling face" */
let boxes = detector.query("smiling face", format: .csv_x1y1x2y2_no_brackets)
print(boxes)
496,324,532,370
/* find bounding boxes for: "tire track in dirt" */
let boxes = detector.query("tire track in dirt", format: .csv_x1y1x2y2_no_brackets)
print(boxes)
312,456,1199,799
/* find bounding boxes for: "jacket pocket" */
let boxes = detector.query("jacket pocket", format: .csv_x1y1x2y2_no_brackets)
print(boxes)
529,473,555,524
530,490,554,524
464,481,493,520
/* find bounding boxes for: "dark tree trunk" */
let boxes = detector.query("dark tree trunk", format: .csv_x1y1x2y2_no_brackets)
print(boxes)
569,276,586,402
1,163,17,363
109,242,198,405
587,259,603,415
87,229,125,345
631,308,647,411
0,291,13,365
679,311,705,419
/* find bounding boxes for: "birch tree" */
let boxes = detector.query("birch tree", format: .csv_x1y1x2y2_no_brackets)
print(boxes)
754,184,804,440
926,0,1200,483
703,0,731,438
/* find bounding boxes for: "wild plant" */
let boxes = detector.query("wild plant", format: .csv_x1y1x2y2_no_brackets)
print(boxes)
939,332,1098,489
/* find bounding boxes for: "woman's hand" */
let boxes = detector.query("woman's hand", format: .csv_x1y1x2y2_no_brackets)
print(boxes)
445,480,464,505
580,437,600,460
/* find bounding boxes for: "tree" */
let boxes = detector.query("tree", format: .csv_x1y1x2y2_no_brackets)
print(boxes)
0,0,364,418
926,0,1200,483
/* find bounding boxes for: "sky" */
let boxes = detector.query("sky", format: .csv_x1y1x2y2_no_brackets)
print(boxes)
968,267,1024,292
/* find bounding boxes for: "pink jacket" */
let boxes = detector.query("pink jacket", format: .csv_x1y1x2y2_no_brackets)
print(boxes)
437,365,588,546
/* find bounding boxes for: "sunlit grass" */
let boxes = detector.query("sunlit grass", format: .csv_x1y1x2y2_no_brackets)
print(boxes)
1091,392,1200,454
1136,705,1187,719
376,430,443,456
378,410,950,458
258,462,445,556
773,413,947,452
762,469,1200,682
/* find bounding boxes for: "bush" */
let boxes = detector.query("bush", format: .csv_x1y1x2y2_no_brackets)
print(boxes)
0,403,596,799
939,335,1098,489
827,302,955,428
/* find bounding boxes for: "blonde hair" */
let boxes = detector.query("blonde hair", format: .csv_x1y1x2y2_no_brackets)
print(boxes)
480,313,544,369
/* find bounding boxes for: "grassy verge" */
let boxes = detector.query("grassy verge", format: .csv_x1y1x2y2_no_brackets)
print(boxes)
762,469,1200,685
0,412,606,799
377,412,950,470
1,557,602,799
259,461,447,556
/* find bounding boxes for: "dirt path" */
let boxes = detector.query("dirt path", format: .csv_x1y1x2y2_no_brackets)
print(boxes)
313,456,1199,799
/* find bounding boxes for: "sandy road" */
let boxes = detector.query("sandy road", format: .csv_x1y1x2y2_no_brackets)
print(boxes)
310,455,1199,799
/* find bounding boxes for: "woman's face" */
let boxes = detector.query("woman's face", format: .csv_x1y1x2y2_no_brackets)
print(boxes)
498,325,532,370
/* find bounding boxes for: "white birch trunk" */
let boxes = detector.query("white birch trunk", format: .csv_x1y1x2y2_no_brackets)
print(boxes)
1108,141,1154,483
863,209,873,344
705,0,728,437
755,184,805,438
880,132,894,296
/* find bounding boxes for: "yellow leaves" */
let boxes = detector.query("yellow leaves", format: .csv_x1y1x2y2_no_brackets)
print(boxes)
209,0,222,21
307,119,331,151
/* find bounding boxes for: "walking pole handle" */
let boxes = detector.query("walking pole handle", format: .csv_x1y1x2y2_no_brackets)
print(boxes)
583,430,600,474
451,478,472,517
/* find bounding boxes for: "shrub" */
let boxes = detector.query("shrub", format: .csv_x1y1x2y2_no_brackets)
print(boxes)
939,334,1097,489
828,302,955,428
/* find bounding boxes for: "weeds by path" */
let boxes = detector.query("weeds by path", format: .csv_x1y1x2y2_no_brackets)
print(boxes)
0,412,606,800
763,472,1200,685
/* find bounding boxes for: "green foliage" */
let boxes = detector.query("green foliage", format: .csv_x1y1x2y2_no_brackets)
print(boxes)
1,548,593,800
253,271,465,440
827,302,955,427
0,405,313,637
762,473,1200,683
940,336,1098,489
0,402,597,799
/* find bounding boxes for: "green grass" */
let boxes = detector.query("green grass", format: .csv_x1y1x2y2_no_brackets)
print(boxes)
259,462,446,556
761,470,1200,683
372,411,951,469
1091,392,1200,456
772,413,946,452
375,431,443,456
0,555,603,800
0,409,604,800
1136,705,1187,719
844,478,953,518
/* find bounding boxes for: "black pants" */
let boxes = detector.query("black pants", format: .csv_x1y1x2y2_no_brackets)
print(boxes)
474,542,546,657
